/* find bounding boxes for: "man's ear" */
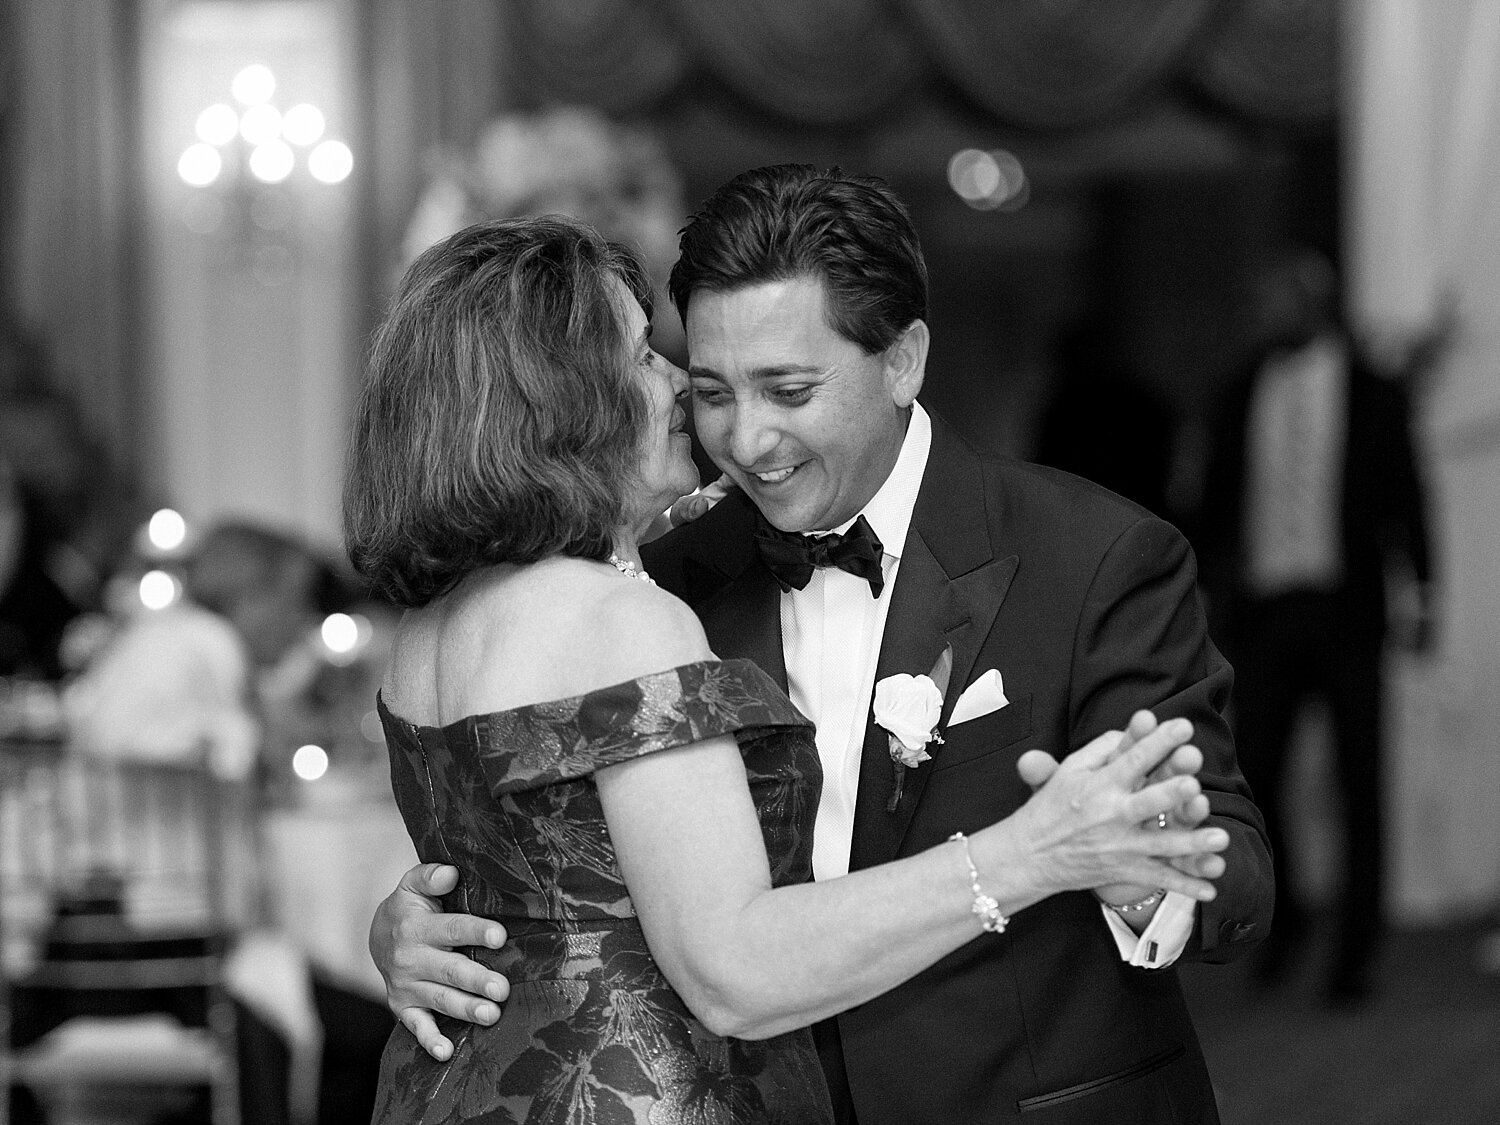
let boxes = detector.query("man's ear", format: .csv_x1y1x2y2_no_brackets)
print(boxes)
883,320,929,407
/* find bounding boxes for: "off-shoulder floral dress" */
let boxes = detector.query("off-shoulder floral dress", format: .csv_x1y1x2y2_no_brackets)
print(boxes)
370,658,834,1125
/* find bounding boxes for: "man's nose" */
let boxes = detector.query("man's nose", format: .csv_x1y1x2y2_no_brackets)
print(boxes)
726,401,779,467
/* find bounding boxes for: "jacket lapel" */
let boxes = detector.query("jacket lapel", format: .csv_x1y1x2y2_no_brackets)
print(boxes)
697,562,788,693
848,413,1019,870
670,492,789,692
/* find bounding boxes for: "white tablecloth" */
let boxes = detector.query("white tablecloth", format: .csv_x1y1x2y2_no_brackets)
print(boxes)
262,774,415,1000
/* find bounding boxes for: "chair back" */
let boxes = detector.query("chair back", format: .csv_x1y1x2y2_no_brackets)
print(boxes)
1,737,251,1125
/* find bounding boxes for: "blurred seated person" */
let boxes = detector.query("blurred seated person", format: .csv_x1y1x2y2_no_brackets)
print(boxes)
8,518,319,1123
64,517,358,766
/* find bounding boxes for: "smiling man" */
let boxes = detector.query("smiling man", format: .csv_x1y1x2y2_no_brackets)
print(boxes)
686,275,922,536
367,165,1272,1124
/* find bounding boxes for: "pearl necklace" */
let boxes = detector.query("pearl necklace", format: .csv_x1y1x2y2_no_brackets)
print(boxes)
608,553,656,585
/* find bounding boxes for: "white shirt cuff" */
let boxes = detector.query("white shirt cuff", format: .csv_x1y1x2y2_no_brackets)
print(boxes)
1100,892,1197,968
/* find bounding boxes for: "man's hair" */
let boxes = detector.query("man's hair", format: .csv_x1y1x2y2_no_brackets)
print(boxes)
668,164,928,354
344,216,654,608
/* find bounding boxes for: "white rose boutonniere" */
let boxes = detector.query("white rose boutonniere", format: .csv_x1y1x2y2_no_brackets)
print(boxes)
874,650,951,811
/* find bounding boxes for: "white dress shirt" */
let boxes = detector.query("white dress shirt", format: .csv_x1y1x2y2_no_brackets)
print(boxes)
1242,330,1348,597
782,405,931,881
775,403,1193,966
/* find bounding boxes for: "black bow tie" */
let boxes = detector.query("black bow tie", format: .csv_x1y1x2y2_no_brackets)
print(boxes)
754,513,885,597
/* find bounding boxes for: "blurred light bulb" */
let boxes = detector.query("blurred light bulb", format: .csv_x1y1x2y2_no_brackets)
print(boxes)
292,744,329,781
947,148,1029,212
139,570,180,610
232,64,276,106
147,509,187,552
321,613,359,654
178,143,222,187
195,103,239,146
282,103,325,146
249,140,294,183
360,709,385,744
308,140,353,184
240,103,282,145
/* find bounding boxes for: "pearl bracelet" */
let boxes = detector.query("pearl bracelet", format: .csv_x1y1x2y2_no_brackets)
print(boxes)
949,831,1007,934
1103,888,1165,914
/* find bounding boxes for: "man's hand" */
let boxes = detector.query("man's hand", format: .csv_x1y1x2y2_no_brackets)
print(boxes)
671,474,732,527
641,476,734,543
369,863,511,1061
1017,710,1223,904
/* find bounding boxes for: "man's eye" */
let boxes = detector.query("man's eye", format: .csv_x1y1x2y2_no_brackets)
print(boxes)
691,386,729,404
771,386,813,404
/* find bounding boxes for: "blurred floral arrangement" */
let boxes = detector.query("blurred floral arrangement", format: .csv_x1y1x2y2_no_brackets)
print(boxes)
402,106,687,305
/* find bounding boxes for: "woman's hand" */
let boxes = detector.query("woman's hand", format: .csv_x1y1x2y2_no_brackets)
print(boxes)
1015,711,1221,908
1004,713,1229,904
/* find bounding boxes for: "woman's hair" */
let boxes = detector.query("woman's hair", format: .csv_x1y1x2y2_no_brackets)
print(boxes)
667,164,928,354
344,216,654,608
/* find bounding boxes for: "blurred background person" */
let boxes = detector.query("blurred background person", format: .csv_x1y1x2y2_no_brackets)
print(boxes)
8,517,399,1125
1195,245,1436,1007
0,455,80,682
0,319,118,683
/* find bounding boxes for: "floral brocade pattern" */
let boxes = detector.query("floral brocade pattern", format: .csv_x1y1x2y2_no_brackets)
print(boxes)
371,659,833,1124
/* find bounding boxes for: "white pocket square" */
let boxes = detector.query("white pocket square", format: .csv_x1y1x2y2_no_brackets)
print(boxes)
949,670,1009,726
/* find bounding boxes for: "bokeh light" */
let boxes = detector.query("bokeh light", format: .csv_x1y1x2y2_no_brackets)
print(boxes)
232,64,276,106
138,570,180,610
195,103,239,146
177,143,222,187
308,140,353,184
239,103,282,146
292,744,329,781
282,103,325,146
248,140,294,183
147,508,187,552
360,709,385,745
947,148,1029,212
321,613,359,654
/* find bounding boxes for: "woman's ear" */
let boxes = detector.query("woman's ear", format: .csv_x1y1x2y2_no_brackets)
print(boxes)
883,320,929,408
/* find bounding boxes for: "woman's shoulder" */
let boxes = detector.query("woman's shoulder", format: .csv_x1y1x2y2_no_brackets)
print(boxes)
524,565,714,703
386,557,714,724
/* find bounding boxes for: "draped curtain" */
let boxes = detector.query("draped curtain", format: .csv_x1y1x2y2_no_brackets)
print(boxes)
498,0,1337,131
1347,0,1500,921
0,0,17,314
506,0,688,116
1191,0,1341,125
658,0,919,126
893,0,1218,129
1,0,138,467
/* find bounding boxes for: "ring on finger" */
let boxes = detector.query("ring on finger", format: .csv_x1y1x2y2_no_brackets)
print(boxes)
1156,812,1169,830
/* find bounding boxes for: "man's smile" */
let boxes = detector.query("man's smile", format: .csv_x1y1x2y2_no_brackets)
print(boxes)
751,465,801,484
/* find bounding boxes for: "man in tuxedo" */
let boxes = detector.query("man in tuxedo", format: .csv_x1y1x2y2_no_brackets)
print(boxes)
1196,247,1434,1005
368,165,1272,1123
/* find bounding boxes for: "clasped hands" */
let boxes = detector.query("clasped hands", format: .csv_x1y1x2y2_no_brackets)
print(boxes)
1012,709,1227,909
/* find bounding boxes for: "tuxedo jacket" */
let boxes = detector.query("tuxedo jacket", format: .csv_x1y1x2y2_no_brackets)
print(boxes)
644,410,1272,1124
